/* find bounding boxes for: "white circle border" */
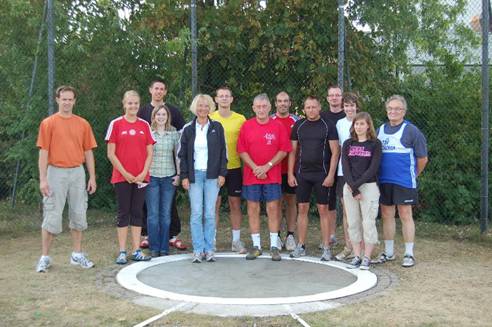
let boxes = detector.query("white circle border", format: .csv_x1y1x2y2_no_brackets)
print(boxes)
116,253,377,305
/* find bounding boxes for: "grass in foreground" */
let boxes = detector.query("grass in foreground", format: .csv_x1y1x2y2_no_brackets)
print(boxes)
1,202,492,326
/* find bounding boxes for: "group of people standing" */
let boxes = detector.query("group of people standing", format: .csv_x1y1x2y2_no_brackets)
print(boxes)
35,80,427,273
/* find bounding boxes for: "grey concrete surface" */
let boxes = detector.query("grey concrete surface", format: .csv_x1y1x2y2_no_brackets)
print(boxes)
137,257,356,298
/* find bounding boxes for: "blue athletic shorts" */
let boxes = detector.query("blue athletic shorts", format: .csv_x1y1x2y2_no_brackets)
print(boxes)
242,184,282,202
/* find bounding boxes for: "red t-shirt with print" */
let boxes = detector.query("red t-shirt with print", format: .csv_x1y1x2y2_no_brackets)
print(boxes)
105,116,156,184
271,114,298,174
237,117,292,185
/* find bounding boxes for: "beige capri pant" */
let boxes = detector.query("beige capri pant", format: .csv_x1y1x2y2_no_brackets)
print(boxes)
343,182,380,245
42,165,88,234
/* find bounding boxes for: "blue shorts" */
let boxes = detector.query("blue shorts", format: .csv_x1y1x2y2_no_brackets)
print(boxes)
242,184,282,202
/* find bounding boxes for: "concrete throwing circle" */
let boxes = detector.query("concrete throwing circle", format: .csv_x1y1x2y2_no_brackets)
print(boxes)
117,253,377,305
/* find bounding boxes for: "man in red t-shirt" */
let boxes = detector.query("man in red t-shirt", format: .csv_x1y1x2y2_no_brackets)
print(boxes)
237,94,291,261
271,91,298,251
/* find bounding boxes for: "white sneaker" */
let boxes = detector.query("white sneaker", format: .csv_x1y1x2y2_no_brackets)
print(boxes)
70,253,95,269
285,234,296,251
36,256,51,272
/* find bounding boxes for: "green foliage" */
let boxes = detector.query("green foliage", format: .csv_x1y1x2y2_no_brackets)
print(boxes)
0,0,485,225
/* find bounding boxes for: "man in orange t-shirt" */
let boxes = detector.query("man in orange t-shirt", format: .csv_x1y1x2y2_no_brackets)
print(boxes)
35,85,97,273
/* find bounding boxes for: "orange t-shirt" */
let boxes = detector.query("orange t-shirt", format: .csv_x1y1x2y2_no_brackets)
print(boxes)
36,113,97,167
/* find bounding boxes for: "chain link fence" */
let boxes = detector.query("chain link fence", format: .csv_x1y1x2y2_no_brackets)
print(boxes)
0,0,489,233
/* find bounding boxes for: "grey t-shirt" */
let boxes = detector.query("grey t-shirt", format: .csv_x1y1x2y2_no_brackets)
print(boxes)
377,120,428,157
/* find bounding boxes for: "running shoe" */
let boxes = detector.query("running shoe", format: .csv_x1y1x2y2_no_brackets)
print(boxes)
320,247,332,261
360,256,371,270
192,253,202,263
70,253,95,269
335,247,354,261
401,255,416,268
374,252,396,264
245,246,262,260
285,234,296,252
349,256,362,268
270,246,282,261
36,256,51,273
205,252,216,262
289,244,306,258
231,240,247,254
115,251,128,265
131,249,151,262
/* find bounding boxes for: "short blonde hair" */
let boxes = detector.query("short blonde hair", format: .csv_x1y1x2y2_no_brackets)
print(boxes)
189,94,216,115
122,90,140,105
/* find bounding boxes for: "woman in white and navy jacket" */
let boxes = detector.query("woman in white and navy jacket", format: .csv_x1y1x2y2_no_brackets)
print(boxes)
178,94,227,263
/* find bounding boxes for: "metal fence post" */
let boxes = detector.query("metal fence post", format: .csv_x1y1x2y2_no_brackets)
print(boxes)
480,0,490,234
191,0,198,98
337,0,345,91
47,0,55,115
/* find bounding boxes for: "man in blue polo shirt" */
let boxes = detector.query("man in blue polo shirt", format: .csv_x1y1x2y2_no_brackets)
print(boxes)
377,95,428,268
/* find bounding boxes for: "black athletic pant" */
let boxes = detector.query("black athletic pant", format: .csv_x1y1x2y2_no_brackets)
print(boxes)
115,182,145,227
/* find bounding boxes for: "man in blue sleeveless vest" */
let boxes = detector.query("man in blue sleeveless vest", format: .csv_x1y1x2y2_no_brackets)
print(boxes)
377,95,428,268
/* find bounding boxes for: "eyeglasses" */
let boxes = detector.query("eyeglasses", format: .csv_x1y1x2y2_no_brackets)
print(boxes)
386,107,405,112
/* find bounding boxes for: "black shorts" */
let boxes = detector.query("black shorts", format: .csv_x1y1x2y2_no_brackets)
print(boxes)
296,172,331,205
379,183,418,206
336,176,345,198
219,168,242,197
281,174,296,195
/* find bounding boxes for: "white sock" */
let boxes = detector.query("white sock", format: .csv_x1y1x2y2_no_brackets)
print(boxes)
404,242,414,256
270,232,279,249
384,240,394,257
232,229,241,242
251,233,261,249
41,255,50,260
72,251,82,258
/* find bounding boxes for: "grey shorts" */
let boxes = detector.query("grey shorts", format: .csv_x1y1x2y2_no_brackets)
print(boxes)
42,165,88,234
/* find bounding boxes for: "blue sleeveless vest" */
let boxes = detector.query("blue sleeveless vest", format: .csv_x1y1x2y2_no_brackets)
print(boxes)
377,122,417,189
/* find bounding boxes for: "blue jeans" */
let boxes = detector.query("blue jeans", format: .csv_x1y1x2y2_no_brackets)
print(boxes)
188,170,219,254
145,176,176,253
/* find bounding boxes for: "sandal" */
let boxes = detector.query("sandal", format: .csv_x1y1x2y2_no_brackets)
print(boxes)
140,237,149,249
169,238,188,250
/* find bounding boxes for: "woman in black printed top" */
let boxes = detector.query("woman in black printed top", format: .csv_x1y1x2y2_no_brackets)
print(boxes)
341,112,382,270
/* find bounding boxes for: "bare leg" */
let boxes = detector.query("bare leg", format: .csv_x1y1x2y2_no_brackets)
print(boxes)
70,229,82,252
328,209,337,240
41,229,55,256
266,200,280,233
284,193,297,233
398,204,415,242
296,203,309,244
117,227,128,251
319,205,330,247
247,201,261,234
364,243,375,258
380,204,396,241
229,196,242,230
131,226,142,252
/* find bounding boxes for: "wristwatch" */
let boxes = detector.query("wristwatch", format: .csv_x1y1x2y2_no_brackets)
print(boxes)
267,161,273,167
